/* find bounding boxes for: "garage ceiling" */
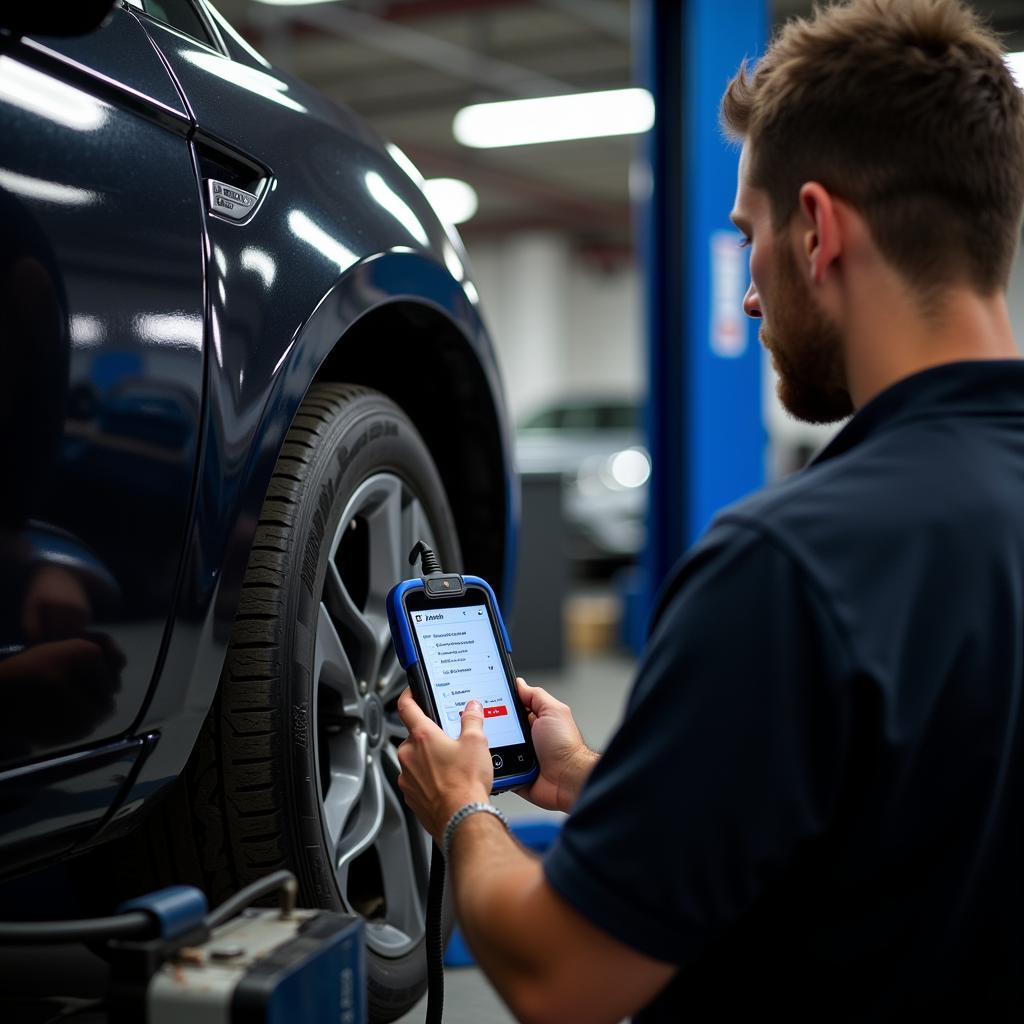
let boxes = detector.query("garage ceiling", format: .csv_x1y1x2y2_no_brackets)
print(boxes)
218,0,1024,254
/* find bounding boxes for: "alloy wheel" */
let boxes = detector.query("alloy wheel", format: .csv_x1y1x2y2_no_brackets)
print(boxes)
312,471,438,956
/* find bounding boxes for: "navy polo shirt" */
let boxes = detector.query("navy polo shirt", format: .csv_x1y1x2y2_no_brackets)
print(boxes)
544,361,1024,1021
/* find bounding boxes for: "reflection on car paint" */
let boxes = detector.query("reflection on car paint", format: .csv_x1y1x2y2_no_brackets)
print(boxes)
0,15,205,787
0,169,100,207
240,246,277,289
365,171,429,247
288,209,359,273
0,55,110,131
178,47,308,114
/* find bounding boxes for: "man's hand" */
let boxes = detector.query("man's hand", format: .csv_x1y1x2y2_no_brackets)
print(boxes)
396,689,493,844
516,678,598,813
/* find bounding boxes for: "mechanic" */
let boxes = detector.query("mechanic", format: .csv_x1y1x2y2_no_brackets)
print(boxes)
397,1,1024,1020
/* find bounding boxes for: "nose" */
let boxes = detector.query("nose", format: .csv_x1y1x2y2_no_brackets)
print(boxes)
742,280,762,319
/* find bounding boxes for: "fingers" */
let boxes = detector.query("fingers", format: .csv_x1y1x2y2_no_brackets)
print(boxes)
516,677,537,710
398,687,432,731
459,699,485,738
517,678,562,717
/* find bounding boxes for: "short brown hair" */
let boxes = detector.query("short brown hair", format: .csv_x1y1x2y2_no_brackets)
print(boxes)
722,0,1024,294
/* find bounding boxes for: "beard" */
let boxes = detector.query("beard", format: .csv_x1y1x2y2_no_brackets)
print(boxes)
760,237,853,425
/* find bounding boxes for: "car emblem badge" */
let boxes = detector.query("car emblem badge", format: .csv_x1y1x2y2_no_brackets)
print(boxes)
207,179,258,223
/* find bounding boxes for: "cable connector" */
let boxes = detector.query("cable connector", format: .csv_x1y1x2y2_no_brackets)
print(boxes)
409,540,464,596
409,541,442,577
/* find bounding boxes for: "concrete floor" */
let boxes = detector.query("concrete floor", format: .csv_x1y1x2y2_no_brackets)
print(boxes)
395,650,637,1024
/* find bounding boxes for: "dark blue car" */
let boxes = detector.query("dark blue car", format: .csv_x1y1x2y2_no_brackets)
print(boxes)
0,2,515,1017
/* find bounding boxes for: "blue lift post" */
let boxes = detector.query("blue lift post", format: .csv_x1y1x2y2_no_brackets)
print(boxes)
638,0,768,629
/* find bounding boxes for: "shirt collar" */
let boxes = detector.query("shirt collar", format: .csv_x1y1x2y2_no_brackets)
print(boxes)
810,359,1024,467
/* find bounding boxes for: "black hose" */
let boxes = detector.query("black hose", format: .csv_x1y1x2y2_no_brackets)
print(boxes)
0,870,297,945
0,911,153,945
205,870,297,929
425,843,446,1024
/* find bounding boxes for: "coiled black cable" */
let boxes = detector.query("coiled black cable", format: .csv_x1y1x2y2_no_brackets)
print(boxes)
410,540,443,577
425,844,446,1024
409,539,448,1023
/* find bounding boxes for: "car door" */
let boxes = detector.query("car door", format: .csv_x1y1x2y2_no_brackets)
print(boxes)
0,4,205,785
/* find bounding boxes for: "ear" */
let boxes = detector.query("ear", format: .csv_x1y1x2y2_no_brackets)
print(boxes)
796,182,841,285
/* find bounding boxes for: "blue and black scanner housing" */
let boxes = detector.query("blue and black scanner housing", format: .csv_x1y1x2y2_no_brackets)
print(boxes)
387,570,539,793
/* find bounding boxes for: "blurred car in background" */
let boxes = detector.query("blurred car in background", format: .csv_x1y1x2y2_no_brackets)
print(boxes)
516,396,649,569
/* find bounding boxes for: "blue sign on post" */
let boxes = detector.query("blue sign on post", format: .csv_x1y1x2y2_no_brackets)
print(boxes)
638,0,768,630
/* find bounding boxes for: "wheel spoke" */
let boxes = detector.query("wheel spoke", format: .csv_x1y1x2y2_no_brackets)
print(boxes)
324,562,377,678
377,778,427,938
366,476,406,608
322,729,368,852
316,603,361,715
336,757,386,873
377,648,406,703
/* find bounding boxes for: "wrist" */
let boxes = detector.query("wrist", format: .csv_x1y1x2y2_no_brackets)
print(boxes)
557,745,598,812
443,801,509,861
437,785,490,840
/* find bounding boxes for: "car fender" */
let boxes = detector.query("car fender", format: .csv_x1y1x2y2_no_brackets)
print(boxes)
91,248,516,843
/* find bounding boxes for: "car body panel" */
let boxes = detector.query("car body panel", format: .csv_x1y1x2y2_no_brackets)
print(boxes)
0,736,147,874
0,2,516,870
0,5,205,801
101,249,510,848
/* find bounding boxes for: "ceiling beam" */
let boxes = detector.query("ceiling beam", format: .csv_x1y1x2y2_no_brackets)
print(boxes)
533,0,631,42
251,2,576,98
377,0,531,18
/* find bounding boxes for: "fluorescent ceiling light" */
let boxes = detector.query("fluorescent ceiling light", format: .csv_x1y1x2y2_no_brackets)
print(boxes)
453,87,654,148
1007,51,1024,89
424,178,478,225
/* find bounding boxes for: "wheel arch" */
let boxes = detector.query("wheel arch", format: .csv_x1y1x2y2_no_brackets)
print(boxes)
311,298,511,598
106,251,518,845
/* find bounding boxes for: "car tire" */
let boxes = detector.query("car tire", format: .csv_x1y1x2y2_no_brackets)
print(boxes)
85,384,459,1022
210,383,461,1021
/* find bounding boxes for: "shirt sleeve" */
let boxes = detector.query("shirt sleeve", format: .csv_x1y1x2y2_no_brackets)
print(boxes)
543,519,856,965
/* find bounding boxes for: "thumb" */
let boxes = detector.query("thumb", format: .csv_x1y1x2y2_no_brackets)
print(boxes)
460,700,485,737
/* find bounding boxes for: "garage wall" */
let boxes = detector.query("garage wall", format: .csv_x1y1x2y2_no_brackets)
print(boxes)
565,257,644,401
467,232,643,423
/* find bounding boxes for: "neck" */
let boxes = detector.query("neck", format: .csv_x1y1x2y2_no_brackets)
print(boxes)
842,272,1020,410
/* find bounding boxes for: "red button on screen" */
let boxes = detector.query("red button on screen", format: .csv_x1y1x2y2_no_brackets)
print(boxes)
484,705,508,718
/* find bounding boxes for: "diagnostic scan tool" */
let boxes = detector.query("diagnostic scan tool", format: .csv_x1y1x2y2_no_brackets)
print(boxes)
386,544,539,792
